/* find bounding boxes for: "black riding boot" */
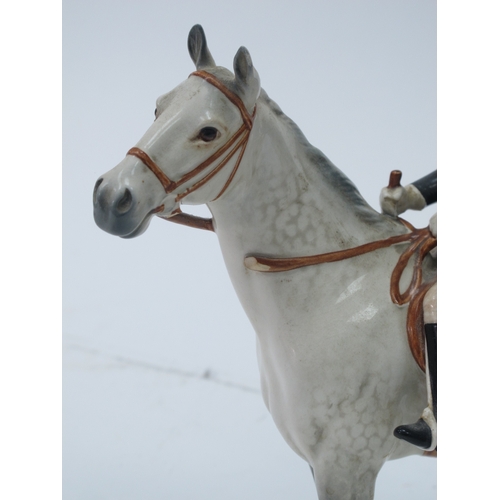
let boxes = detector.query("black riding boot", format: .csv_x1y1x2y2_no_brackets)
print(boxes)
394,323,437,450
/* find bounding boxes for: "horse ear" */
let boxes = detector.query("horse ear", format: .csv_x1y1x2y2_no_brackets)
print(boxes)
187,25,216,69
233,47,260,111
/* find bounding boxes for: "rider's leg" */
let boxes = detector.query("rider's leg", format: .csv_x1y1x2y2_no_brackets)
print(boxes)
394,284,437,450
393,323,436,449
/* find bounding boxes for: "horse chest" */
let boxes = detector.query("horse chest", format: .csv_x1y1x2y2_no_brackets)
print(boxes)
219,242,403,372
211,229,416,452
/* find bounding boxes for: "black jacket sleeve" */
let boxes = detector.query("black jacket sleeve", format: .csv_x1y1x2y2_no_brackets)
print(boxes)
411,170,437,206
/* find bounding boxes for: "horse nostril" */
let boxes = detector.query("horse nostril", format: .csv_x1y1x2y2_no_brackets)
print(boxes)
93,178,104,203
115,188,133,214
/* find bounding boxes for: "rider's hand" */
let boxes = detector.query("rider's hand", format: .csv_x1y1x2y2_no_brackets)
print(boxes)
429,213,437,259
429,213,437,238
379,184,426,216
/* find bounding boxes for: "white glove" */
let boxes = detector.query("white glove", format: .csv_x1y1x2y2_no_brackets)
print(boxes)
429,213,437,238
429,213,437,259
379,184,427,216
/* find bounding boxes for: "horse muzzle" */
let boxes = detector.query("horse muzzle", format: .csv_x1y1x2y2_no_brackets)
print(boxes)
93,176,160,238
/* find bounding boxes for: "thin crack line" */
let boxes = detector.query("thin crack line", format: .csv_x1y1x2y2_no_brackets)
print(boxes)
64,342,260,394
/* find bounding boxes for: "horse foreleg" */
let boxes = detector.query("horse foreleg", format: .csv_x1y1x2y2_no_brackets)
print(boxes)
311,455,383,500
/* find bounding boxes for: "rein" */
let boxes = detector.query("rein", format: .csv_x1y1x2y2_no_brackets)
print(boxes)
245,217,437,372
126,70,255,232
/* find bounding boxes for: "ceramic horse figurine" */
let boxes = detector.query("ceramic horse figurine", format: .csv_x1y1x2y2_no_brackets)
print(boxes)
93,25,436,500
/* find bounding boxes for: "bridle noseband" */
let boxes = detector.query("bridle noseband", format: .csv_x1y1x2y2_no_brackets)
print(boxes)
127,70,255,209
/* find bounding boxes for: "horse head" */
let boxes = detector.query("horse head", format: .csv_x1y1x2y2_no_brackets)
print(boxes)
93,25,260,238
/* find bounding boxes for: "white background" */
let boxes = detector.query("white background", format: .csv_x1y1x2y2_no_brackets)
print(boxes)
3,1,500,500
62,1,438,499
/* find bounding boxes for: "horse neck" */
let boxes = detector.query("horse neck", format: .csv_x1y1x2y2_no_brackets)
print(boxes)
209,91,405,255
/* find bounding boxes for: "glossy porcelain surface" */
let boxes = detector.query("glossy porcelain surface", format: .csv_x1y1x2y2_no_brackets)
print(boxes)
93,25,436,500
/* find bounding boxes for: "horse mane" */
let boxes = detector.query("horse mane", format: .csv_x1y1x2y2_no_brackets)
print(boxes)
258,89,401,229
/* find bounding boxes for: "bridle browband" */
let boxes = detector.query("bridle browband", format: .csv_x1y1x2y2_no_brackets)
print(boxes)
126,70,255,230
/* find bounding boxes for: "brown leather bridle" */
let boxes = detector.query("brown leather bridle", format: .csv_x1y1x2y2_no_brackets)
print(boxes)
126,70,255,232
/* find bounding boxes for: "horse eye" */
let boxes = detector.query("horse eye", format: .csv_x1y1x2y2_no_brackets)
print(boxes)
199,127,219,142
